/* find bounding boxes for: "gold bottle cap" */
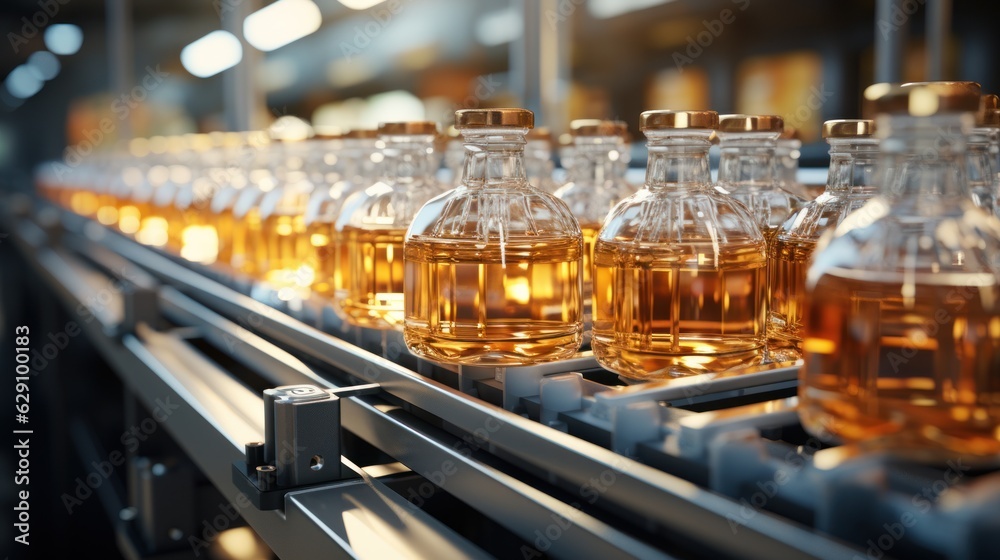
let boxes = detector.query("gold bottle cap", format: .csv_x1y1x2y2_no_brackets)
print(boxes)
378,121,440,135
343,128,378,139
864,81,981,116
978,94,999,127
570,119,628,137
640,110,718,130
823,119,876,138
981,94,999,111
779,126,800,141
980,108,1000,128
717,114,784,133
455,108,534,129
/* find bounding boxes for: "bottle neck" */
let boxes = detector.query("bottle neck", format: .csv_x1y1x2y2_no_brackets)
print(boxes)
643,131,712,189
460,129,528,188
774,139,801,185
378,134,438,184
717,133,778,187
826,139,879,198
967,127,997,188
876,114,972,201
570,136,627,183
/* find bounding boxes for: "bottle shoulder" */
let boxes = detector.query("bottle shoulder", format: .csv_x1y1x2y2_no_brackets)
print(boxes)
811,200,1000,278
406,184,581,240
335,179,443,230
598,187,765,246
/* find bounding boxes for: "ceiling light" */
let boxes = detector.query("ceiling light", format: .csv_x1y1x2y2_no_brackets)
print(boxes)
244,0,322,52
181,30,242,78
44,24,83,55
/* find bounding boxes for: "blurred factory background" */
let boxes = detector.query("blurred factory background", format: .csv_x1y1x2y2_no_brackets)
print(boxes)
1,0,999,181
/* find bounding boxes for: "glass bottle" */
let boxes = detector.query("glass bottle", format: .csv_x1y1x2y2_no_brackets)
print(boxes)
800,81,1000,458
211,132,269,272
403,109,584,365
767,119,879,362
326,129,380,299
716,114,796,241
174,134,220,264
968,94,999,214
592,111,767,379
554,119,634,327
525,127,559,194
443,126,465,187
133,138,174,248
774,126,812,204
336,121,442,329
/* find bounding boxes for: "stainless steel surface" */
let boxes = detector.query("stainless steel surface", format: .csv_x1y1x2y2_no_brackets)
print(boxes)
18,202,985,559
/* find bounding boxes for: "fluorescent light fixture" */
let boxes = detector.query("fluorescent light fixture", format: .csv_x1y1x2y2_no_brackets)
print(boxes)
475,7,522,46
27,51,60,81
338,0,387,10
43,24,83,55
5,65,43,99
244,0,322,52
181,30,242,78
589,0,674,19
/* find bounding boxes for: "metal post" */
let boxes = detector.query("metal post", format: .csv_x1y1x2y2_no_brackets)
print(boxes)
106,0,134,139
222,0,264,132
511,0,571,131
926,0,951,81
874,0,906,83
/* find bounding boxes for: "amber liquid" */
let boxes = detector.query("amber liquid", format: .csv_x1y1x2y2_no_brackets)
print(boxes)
592,241,767,379
339,226,408,329
117,202,145,236
580,222,601,324
134,201,170,248
179,209,219,265
215,210,236,266
231,209,262,277
306,222,336,297
260,214,310,287
800,270,1000,457
69,191,100,217
766,236,815,361
404,235,583,365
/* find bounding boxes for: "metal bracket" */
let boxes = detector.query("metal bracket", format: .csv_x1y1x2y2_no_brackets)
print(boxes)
233,383,380,510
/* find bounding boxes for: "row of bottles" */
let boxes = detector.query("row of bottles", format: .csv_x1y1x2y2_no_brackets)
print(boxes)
799,82,1000,459
36,82,1000,459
